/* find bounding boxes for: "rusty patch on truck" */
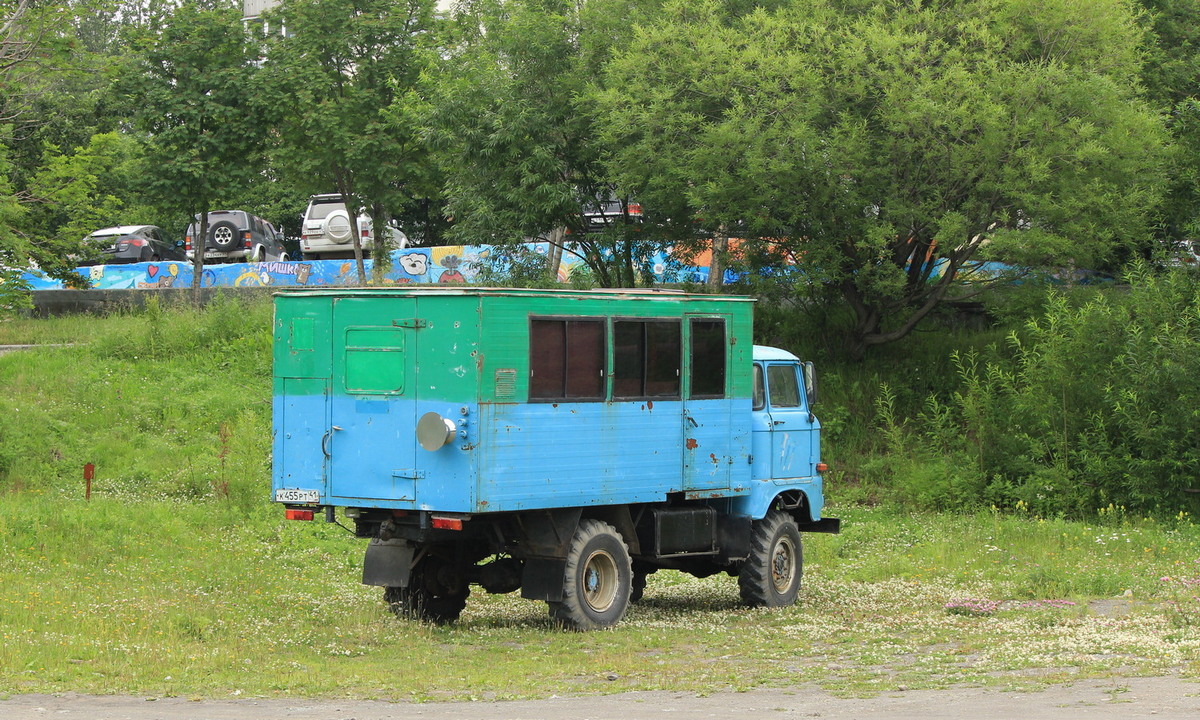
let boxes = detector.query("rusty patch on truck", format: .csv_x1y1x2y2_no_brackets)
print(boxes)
710,453,719,464
686,438,698,450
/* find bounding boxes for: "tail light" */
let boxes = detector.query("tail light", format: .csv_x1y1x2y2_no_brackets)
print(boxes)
128,238,147,247
816,463,829,473
627,203,643,217
431,515,464,531
285,509,315,521
243,232,252,248
185,236,192,251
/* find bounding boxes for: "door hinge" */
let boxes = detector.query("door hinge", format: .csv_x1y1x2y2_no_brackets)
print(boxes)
392,318,427,329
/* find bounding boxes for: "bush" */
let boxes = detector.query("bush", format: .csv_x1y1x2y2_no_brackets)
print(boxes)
893,264,1200,517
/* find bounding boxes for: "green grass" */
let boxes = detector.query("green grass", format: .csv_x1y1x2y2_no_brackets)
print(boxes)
0,296,1198,700
2,498,1197,699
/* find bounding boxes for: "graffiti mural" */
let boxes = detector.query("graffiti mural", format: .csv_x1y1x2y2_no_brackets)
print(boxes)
20,242,740,291
21,244,593,290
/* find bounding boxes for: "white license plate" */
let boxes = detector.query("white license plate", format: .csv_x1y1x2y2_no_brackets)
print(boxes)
275,488,321,503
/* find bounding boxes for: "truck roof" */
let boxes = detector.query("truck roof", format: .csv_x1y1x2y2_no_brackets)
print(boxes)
274,286,756,303
753,345,801,362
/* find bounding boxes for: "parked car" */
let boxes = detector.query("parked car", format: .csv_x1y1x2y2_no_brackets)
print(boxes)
301,194,406,259
78,225,185,266
582,196,643,232
185,210,289,263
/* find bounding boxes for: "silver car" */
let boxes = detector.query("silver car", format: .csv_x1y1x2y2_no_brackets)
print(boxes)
301,194,406,259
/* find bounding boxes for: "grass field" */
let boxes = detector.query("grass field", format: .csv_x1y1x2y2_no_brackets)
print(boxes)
1,296,1198,700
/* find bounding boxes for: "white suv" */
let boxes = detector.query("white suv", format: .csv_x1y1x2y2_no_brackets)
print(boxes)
300,194,408,259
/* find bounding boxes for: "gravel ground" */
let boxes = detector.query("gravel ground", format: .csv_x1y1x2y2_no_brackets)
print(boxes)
4,676,1199,720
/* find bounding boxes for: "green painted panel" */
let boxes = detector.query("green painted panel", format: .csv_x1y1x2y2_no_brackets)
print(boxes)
274,295,332,381
274,288,755,402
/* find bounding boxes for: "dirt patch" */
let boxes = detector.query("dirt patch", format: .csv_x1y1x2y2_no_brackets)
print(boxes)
4,676,1198,720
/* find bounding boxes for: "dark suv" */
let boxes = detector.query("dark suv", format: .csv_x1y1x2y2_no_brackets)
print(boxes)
185,210,289,263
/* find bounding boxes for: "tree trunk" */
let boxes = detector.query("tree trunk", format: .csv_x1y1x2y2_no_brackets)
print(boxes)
546,226,566,283
334,180,365,285
370,201,392,285
192,207,207,307
708,230,728,290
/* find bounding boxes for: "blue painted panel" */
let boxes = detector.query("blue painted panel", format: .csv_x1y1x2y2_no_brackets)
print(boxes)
273,386,329,497
320,395,481,511
683,398,751,493
477,400,751,512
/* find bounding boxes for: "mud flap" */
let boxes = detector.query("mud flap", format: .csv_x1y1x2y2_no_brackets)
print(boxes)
520,557,568,602
362,538,415,588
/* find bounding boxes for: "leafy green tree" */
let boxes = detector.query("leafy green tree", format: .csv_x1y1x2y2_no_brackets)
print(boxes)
0,133,31,310
600,0,1168,356
263,0,438,283
123,0,268,295
26,132,152,275
1137,0,1200,251
424,0,673,287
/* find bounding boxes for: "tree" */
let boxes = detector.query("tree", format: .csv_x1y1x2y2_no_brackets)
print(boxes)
424,0,673,288
263,0,438,284
1137,0,1200,251
600,0,1168,356
124,0,268,298
26,132,151,278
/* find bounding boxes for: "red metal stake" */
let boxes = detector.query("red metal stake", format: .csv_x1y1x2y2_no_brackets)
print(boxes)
84,463,95,501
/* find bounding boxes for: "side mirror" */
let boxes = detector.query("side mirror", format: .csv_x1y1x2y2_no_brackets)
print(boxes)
803,361,817,406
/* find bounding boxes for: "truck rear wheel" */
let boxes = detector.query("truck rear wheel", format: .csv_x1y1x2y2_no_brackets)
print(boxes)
739,510,803,607
549,519,632,630
384,560,469,624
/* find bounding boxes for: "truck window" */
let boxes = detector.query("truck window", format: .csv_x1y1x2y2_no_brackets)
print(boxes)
613,319,681,398
530,319,605,400
753,364,765,410
767,364,801,408
689,318,726,398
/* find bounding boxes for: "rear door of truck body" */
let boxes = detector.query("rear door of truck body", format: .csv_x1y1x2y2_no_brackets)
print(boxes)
327,296,420,502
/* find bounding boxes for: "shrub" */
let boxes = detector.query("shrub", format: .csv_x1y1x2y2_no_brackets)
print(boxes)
898,264,1200,517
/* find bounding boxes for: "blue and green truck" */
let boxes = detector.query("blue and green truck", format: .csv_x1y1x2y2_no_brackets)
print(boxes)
272,287,838,629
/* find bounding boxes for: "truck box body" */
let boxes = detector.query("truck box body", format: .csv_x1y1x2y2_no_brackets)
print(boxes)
273,287,802,512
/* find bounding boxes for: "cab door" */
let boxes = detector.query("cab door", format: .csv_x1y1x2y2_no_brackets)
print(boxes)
763,361,818,480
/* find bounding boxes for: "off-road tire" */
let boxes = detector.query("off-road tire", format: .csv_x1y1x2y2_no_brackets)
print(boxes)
383,562,469,624
738,510,803,608
208,221,239,251
549,519,632,630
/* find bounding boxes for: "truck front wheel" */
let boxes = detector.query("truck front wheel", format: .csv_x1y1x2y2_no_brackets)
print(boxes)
739,510,803,607
550,519,632,630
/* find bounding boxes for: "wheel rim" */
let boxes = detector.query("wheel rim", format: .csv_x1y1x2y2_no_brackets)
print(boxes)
770,535,797,594
214,227,233,243
581,549,619,613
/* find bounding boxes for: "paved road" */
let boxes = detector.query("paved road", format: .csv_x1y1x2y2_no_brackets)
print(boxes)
5,676,1199,720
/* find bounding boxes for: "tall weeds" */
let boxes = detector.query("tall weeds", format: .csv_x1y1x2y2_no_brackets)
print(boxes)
873,265,1200,517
